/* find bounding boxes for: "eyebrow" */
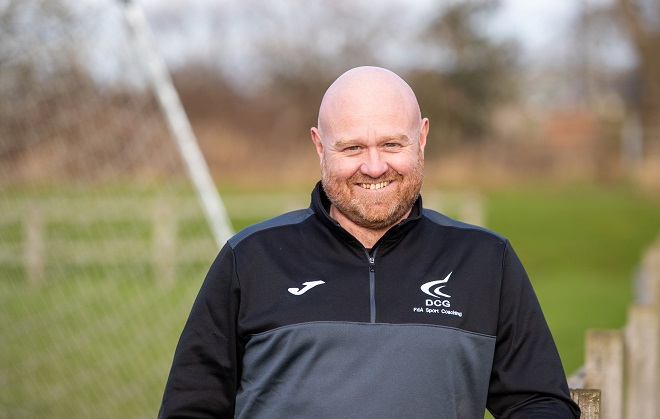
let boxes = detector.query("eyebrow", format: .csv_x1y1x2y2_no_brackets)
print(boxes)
381,134,411,143
333,134,411,149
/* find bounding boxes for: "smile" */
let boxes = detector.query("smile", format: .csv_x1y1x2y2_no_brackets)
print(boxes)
358,181,391,190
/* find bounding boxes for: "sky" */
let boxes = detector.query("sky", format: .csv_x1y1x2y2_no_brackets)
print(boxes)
139,0,586,55
491,0,578,51
137,0,614,66
132,0,632,96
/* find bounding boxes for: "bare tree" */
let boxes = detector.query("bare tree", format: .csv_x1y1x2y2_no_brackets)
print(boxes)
153,0,519,163
617,0,660,155
0,0,183,182
409,1,519,149
0,0,84,160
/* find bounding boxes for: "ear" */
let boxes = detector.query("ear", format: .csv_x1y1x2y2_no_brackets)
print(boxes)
418,118,429,154
310,127,324,161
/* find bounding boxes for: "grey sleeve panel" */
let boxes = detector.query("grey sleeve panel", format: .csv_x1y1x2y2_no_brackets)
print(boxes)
236,322,496,419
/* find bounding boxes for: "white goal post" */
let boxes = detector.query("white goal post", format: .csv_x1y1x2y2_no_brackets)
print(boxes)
0,1,236,417
121,0,233,247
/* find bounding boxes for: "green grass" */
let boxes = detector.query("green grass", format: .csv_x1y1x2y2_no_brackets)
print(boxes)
1,183,659,417
484,185,660,376
0,275,202,418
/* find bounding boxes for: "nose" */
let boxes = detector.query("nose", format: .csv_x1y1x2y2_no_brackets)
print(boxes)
360,148,388,178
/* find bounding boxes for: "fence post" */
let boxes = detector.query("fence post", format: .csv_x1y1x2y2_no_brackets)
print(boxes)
25,206,44,285
459,191,485,226
625,304,659,419
650,241,660,419
634,237,660,417
584,330,624,419
570,389,601,419
421,190,485,226
153,201,176,285
636,236,660,305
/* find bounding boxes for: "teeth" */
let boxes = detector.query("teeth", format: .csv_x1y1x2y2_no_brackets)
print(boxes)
360,181,390,190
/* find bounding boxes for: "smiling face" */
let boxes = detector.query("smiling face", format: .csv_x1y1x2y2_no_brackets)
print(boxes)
311,67,428,232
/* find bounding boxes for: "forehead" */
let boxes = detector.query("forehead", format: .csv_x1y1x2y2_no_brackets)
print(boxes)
324,91,417,136
328,112,413,139
318,69,421,141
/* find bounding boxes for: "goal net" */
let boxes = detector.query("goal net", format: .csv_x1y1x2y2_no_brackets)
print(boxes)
0,0,229,417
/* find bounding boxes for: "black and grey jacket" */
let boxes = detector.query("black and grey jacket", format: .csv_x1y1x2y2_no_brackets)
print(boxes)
159,182,580,419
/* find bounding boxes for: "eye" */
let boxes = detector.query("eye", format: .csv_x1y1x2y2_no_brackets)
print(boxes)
344,145,361,152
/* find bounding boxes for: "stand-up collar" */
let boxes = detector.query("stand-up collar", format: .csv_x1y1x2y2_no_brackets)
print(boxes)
309,181,423,248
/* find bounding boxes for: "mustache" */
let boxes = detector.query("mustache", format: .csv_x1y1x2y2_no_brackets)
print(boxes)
348,169,402,184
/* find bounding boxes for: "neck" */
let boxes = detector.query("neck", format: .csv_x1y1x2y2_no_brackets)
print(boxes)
329,205,409,249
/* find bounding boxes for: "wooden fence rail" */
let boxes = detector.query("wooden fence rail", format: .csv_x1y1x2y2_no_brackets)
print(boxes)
7,194,659,419
570,234,660,419
0,198,217,285
1,191,484,285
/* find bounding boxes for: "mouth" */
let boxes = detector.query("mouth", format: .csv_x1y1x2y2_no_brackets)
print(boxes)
358,181,392,190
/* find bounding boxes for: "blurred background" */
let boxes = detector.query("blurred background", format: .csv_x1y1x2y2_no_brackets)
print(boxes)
1,0,659,417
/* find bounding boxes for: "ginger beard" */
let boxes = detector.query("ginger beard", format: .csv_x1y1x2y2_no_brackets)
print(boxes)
321,149,424,231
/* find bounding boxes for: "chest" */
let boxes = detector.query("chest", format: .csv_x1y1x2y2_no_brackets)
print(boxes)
234,243,503,337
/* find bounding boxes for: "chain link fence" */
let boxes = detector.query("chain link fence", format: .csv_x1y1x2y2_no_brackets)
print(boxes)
0,1,221,417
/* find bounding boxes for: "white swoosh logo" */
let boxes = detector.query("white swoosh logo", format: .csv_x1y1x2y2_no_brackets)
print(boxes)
421,272,452,298
288,280,325,295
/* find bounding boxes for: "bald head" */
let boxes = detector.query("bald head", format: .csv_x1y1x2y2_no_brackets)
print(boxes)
309,67,428,243
317,66,423,139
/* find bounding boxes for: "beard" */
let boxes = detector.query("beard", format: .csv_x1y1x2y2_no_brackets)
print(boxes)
321,151,424,230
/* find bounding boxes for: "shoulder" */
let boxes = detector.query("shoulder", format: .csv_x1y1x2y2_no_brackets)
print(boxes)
228,208,314,248
421,208,507,243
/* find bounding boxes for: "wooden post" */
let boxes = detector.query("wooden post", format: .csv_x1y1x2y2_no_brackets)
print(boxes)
459,191,485,226
636,238,660,417
638,238,660,305
585,330,624,419
153,201,176,285
25,207,44,285
420,190,485,227
625,304,659,419
570,389,601,419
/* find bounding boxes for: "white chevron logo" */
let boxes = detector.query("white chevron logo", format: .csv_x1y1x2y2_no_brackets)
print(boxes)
420,272,452,298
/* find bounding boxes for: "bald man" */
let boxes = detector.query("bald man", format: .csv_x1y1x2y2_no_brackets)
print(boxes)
159,67,580,418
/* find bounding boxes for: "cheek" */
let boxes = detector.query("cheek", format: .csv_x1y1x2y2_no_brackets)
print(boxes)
325,155,360,179
388,153,419,174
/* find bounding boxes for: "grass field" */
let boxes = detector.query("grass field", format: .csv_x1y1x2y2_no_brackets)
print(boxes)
484,185,660,376
1,183,659,417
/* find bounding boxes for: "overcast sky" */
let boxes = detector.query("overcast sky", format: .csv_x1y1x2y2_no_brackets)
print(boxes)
132,0,632,97
137,0,621,66
492,0,577,49
139,0,602,54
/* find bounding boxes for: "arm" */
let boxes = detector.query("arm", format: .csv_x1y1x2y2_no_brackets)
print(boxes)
159,244,242,418
487,242,580,419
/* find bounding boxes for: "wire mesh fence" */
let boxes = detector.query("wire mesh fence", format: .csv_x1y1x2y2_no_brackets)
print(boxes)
0,2,499,417
0,1,221,417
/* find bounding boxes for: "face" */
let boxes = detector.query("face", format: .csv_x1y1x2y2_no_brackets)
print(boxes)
313,113,428,231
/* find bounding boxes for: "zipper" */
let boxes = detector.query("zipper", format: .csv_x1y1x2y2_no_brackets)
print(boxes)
366,248,378,323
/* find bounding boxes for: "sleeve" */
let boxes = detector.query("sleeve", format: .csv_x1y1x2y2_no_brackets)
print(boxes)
158,243,242,418
486,241,580,419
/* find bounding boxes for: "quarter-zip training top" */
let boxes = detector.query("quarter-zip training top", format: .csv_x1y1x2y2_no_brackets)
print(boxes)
159,181,580,419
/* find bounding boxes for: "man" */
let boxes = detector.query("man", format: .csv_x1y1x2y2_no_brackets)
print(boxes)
159,66,580,418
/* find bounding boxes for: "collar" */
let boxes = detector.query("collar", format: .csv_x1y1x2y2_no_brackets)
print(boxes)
309,181,424,249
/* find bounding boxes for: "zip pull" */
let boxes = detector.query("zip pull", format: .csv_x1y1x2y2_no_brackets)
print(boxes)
365,250,378,323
